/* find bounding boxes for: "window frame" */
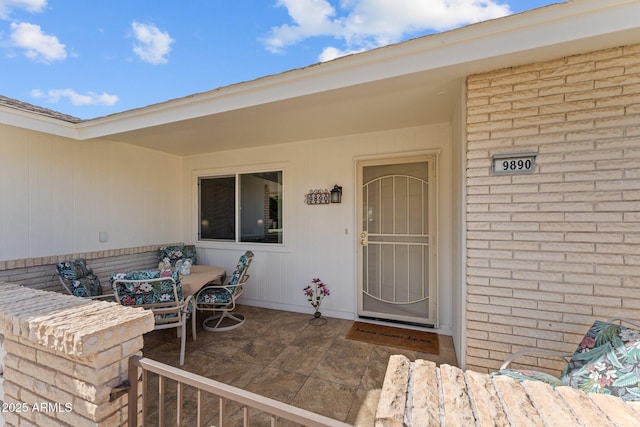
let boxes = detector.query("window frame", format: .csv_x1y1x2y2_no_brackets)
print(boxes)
194,164,287,249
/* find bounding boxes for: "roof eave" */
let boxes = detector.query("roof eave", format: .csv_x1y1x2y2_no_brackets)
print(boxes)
2,0,639,143
74,0,640,141
0,106,79,139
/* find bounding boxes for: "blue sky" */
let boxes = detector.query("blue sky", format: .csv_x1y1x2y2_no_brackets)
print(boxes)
0,0,564,119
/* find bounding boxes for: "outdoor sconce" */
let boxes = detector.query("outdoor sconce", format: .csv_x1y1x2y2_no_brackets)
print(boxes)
330,185,342,203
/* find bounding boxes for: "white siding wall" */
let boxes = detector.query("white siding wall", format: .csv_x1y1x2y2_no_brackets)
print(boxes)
0,125,183,260
182,124,456,334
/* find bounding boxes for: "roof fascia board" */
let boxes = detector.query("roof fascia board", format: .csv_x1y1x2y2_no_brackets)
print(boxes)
0,107,79,139
47,0,640,141
377,0,640,83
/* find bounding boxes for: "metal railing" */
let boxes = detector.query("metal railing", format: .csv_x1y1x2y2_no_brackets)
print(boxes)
128,355,352,426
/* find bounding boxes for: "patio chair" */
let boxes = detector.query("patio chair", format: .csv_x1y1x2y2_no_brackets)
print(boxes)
55,258,115,301
195,251,254,332
494,318,640,401
110,269,196,366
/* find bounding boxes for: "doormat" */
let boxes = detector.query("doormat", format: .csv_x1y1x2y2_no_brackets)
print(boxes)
346,322,439,354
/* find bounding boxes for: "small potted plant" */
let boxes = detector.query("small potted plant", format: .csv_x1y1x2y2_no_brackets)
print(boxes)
303,278,330,321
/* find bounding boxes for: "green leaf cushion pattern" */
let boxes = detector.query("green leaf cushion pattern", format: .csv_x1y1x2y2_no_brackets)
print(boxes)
158,245,197,266
110,269,192,319
560,320,640,401
492,320,640,401
56,258,103,297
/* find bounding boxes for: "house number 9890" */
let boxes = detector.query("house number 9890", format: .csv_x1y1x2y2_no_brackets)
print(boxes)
492,153,536,175
502,159,531,171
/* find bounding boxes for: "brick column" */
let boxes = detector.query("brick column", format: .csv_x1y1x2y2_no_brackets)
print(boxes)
465,44,640,373
0,282,154,426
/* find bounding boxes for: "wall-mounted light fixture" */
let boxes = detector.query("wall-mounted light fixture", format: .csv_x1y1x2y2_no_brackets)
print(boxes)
330,185,342,204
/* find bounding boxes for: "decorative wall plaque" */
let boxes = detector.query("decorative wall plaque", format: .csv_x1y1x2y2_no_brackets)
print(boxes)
305,189,330,205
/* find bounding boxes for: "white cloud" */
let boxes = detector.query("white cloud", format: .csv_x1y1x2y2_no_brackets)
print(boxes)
31,88,119,106
265,0,341,53
10,21,66,63
0,0,46,20
131,21,174,64
318,46,365,62
264,0,512,61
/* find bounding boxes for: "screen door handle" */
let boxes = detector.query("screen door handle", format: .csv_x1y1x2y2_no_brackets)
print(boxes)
360,232,368,246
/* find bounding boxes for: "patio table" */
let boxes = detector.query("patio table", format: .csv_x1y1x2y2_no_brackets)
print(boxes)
179,264,226,296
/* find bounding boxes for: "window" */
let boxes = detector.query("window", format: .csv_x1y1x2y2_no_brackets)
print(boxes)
199,171,283,244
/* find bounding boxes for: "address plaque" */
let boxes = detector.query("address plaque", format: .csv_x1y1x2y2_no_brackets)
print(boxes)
492,153,537,175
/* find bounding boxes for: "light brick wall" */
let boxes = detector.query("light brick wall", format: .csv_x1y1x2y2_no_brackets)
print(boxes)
0,282,154,426
465,44,640,373
0,243,182,294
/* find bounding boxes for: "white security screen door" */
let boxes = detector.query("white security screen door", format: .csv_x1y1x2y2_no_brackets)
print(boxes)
357,156,437,326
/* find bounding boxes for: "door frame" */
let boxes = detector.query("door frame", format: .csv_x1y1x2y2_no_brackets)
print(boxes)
355,152,439,327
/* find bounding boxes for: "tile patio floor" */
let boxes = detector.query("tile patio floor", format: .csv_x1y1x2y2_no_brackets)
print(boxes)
141,304,458,426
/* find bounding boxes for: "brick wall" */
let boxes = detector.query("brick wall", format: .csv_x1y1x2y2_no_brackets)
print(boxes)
0,282,154,426
0,244,184,425
0,243,182,294
465,44,640,373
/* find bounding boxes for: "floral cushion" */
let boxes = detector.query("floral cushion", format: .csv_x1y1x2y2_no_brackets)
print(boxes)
559,320,640,401
228,251,253,285
110,269,192,318
494,321,640,401
158,245,197,266
111,269,182,303
491,369,565,387
56,259,103,298
197,287,233,305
